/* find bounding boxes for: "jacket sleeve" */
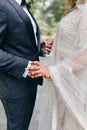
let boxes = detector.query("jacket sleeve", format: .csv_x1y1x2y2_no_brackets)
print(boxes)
0,8,28,78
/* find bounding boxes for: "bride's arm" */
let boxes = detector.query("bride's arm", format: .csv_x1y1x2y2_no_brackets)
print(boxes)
67,49,87,73
28,47,87,78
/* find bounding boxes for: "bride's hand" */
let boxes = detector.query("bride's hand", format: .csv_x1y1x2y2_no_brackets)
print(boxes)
28,61,51,79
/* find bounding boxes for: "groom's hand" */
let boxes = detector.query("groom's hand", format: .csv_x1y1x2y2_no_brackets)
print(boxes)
28,61,51,79
41,39,54,55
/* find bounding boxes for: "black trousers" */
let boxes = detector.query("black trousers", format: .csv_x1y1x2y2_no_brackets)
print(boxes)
1,88,37,130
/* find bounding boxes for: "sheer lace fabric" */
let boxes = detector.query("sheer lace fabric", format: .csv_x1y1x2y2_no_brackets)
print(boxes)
29,3,87,130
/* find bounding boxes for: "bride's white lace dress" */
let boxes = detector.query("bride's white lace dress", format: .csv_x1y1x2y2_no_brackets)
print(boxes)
29,3,87,130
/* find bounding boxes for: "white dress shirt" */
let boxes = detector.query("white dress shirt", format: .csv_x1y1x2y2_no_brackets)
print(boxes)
15,0,38,77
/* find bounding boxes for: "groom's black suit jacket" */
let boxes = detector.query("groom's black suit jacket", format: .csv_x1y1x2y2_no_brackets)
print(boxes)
0,0,43,99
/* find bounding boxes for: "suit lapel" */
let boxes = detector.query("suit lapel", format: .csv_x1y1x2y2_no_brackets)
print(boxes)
29,10,41,51
7,0,38,51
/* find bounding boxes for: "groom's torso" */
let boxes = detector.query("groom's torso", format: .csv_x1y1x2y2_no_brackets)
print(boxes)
0,0,40,60
0,0,42,99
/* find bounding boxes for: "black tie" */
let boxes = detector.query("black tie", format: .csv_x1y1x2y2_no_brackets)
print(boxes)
21,0,31,9
21,0,26,6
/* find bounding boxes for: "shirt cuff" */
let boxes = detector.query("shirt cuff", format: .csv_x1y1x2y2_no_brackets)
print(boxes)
22,61,31,78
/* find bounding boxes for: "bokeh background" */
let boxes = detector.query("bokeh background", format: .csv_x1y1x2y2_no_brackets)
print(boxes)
27,0,68,39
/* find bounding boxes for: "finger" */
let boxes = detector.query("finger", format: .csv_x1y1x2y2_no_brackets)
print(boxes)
44,50,50,54
42,49,49,54
42,48,50,54
29,70,40,75
45,39,54,45
29,66,38,70
29,66,39,71
45,41,53,45
42,41,52,47
30,73,42,78
31,61,41,66
34,73,42,78
45,44,52,49
45,47,51,51
29,70,43,77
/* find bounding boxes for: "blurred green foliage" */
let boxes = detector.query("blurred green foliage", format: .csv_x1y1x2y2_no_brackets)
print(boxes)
27,0,66,39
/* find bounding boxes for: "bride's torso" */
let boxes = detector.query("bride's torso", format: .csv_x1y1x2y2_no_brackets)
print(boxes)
57,9,81,57
54,8,87,83
52,6,87,116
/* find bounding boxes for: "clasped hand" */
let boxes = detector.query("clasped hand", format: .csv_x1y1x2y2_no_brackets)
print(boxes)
28,61,51,79
41,39,54,54
27,39,54,78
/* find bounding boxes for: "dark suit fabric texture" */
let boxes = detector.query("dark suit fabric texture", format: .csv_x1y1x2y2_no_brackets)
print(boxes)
0,0,43,99
1,88,37,130
0,0,43,129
